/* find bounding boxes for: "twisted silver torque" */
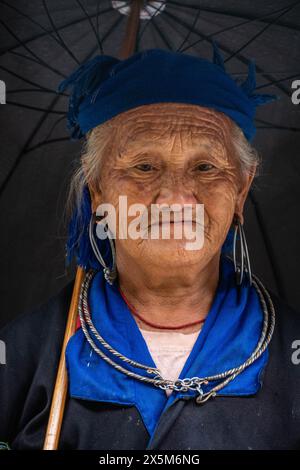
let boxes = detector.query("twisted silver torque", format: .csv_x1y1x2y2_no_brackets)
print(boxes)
78,261,275,404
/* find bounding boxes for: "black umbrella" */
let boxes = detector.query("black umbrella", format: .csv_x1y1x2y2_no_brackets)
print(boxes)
0,0,300,331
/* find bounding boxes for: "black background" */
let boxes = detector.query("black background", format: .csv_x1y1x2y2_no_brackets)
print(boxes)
0,0,300,328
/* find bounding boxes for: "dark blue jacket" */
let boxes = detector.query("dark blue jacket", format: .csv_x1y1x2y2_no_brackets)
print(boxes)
0,281,300,450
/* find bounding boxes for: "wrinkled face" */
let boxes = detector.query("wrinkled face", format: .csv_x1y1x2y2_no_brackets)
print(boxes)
90,103,255,271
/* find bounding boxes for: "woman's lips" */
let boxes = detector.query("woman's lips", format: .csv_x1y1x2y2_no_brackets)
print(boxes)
149,220,197,227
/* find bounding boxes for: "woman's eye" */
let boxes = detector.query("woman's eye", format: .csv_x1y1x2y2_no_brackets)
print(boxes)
195,163,215,172
134,163,155,172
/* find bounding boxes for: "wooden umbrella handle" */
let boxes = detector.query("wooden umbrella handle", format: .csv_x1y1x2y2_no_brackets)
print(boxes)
42,0,143,451
43,266,85,450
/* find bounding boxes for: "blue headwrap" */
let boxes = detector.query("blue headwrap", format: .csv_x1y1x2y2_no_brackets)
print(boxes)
60,45,277,270
60,45,276,142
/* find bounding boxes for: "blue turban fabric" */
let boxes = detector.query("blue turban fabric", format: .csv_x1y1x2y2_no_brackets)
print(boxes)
60,45,277,142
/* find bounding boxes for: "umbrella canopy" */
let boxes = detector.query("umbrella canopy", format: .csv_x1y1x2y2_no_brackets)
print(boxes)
0,0,300,328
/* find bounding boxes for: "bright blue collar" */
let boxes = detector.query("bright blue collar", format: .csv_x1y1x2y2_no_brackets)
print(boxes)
66,255,269,437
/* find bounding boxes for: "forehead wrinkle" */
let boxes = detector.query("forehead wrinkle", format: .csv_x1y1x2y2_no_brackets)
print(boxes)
119,111,229,132
114,101,226,121
117,110,231,144
113,105,233,163
114,102,225,122
118,125,229,162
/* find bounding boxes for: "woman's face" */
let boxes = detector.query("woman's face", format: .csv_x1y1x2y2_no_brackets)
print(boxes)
90,103,255,271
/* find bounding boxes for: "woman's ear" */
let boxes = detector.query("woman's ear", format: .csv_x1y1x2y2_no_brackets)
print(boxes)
88,184,103,214
82,158,103,213
235,164,257,224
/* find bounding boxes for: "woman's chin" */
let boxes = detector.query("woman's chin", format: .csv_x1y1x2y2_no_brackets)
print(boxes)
141,237,207,266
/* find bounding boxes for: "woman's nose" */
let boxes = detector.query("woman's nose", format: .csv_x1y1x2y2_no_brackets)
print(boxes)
155,186,198,207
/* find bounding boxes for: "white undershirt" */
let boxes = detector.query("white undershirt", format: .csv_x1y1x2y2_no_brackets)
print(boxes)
139,327,202,397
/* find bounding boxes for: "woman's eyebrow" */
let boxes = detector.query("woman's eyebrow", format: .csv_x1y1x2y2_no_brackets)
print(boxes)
117,147,163,159
194,141,213,149
188,141,218,155
186,146,229,166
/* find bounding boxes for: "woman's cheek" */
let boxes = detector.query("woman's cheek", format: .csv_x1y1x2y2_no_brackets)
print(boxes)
203,184,237,232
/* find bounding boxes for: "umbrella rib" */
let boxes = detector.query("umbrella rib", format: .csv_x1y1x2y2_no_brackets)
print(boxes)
150,9,299,125
0,13,125,197
43,116,67,142
179,2,298,53
0,2,120,56
0,14,123,108
103,10,125,44
138,1,168,43
96,0,102,41
9,50,68,79
163,10,291,97
0,0,81,59
147,3,205,54
1,15,125,191
145,11,173,50
257,126,300,132
256,118,300,132
74,0,104,54
0,93,61,199
6,88,68,97
42,0,80,65
169,9,268,52
144,5,295,97
0,19,67,79
24,137,71,154
0,65,62,93
177,5,202,52
5,101,66,114
256,73,300,90
224,1,300,63
166,4,296,51
96,0,129,47
0,13,124,197
22,16,126,155
232,70,300,76
167,0,300,32
0,21,114,196
249,189,286,300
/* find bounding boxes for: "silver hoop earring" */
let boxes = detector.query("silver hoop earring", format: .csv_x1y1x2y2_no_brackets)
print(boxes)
232,215,252,286
89,213,117,285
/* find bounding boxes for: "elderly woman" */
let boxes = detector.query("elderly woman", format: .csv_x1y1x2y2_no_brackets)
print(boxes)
0,48,300,451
